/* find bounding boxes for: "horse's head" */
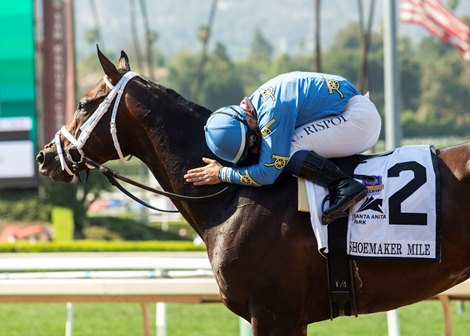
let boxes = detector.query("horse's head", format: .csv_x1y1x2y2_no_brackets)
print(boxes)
36,47,138,183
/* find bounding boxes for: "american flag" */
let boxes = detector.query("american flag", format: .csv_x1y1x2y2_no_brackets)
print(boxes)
400,0,470,60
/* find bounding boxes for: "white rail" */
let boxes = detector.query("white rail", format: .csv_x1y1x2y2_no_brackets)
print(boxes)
0,253,225,336
0,255,212,271
0,278,220,302
0,253,467,336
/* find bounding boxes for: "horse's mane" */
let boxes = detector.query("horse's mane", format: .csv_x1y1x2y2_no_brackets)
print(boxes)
136,75,211,120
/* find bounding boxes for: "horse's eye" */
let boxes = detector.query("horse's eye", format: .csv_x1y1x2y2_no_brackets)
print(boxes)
77,101,87,114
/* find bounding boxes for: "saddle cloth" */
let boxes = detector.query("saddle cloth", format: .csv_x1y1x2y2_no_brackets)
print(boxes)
298,145,440,261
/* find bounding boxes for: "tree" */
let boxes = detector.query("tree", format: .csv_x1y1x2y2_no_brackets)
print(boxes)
249,27,274,61
397,36,421,113
269,53,312,78
87,0,103,47
193,0,219,101
330,21,362,51
200,43,245,110
166,43,244,109
129,0,144,72
416,50,467,134
42,171,112,238
357,0,376,93
166,50,200,101
447,0,459,10
270,54,299,76
314,0,322,71
138,0,157,79
324,21,363,85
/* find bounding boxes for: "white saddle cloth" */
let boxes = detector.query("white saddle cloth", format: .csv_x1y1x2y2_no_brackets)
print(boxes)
300,145,439,261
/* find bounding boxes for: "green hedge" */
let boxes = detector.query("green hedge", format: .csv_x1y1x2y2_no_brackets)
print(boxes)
87,216,192,241
0,240,206,253
0,190,51,222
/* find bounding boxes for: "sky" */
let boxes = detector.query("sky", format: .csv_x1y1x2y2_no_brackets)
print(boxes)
70,0,470,61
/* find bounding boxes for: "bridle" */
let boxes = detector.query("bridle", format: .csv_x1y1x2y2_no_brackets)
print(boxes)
55,71,138,176
54,71,230,212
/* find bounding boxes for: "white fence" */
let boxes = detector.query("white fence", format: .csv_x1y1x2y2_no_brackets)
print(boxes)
0,253,467,336
0,253,229,336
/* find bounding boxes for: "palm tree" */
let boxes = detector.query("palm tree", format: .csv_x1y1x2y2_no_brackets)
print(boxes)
314,0,322,72
138,0,156,79
87,0,103,47
357,0,376,93
193,0,219,101
129,0,144,72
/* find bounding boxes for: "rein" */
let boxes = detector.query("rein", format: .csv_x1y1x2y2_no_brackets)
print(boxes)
83,156,231,212
54,71,230,212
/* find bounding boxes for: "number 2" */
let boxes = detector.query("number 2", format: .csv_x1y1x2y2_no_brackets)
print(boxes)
387,161,427,225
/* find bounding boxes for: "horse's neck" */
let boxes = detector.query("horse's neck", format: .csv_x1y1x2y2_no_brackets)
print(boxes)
128,83,228,235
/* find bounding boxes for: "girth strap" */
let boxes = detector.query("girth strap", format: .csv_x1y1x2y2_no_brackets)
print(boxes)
325,156,359,319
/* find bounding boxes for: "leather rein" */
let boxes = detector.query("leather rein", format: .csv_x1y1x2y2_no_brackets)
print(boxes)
55,71,230,213
82,156,230,213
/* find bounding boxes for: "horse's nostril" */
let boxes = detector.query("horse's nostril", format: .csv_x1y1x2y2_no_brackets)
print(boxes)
36,151,45,164
68,146,82,162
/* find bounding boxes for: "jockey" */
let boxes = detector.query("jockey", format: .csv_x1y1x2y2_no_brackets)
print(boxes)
184,71,382,224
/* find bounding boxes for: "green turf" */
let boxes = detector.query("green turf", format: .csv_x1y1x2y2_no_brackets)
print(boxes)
0,301,468,335
312,301,470,336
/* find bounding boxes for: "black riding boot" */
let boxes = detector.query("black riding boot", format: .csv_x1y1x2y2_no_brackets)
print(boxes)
299,151,367,225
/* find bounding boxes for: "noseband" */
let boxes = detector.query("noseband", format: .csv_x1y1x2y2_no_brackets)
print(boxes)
55,71,138,176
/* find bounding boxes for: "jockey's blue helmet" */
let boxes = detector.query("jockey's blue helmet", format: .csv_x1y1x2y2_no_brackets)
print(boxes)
204,105,250,164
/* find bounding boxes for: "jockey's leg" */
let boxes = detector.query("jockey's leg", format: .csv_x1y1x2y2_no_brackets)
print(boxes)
286,150,366,225
287,94,380,224
290,95,381,158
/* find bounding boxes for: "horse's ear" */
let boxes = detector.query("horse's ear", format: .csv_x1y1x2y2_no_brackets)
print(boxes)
118,51,131,71
96,45,120,83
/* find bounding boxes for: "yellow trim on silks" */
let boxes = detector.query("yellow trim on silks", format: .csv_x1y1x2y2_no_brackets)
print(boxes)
265,154,289,170
323,75,344,98
237,170,261,186
258,86,276,101
260,119,276,137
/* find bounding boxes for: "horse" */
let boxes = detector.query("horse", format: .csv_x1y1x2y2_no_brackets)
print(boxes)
37,48,470,336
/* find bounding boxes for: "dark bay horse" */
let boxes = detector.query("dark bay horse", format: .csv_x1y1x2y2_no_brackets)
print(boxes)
37,49,470,335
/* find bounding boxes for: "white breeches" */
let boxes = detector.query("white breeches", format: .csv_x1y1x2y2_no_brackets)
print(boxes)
290,95,381,158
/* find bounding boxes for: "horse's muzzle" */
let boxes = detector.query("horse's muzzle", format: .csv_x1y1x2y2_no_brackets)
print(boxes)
36,149,74,183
